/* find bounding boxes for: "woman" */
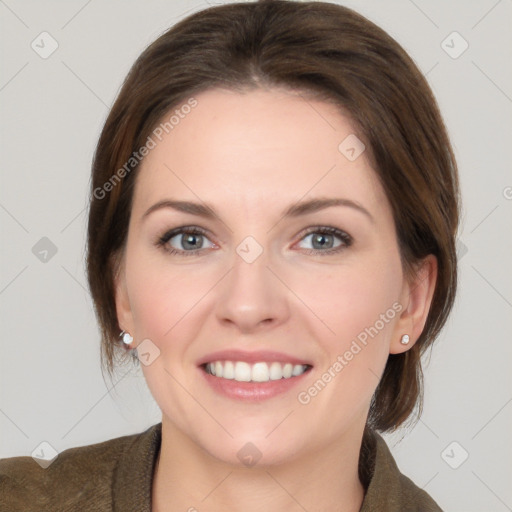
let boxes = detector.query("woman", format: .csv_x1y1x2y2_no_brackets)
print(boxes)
0,1,459,510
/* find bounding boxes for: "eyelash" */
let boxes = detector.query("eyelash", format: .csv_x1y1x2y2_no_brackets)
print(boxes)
156,225,353,257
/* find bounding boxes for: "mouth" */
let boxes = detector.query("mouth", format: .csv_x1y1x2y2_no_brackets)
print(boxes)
197,350,314,401
202,360,313,382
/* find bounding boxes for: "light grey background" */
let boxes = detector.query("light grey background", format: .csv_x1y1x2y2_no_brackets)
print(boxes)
1,1,511,510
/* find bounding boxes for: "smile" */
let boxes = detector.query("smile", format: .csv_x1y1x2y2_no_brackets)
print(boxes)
203,361,311,382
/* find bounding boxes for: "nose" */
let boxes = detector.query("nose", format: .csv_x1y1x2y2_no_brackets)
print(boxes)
215,243,290,334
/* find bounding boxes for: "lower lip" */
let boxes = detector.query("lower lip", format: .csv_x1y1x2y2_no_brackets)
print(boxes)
200,366,312,401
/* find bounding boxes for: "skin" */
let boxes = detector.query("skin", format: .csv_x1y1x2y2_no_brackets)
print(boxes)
114,87,437,512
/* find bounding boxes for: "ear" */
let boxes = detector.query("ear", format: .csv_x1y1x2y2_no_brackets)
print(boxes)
112,251,135,336
389,254,438,355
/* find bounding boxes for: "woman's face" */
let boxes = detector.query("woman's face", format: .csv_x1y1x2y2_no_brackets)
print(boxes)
115,87,431,466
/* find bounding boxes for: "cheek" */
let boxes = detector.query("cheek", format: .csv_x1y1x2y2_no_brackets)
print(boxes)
124,246,180,339
294,246,404,405
125,248,217,346
294,259,403,424
301,256,402,344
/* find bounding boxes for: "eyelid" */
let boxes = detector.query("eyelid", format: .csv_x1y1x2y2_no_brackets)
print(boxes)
296,225,352,241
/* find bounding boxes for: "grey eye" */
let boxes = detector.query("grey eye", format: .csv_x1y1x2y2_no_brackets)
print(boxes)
298,232,344,251
168,231,215,251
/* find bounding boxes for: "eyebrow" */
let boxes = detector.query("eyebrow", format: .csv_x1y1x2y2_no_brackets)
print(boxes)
142,197,374,224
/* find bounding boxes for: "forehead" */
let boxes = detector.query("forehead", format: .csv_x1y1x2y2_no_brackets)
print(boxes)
132,87,387,218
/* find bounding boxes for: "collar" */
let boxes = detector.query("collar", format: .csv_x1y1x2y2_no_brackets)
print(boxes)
112,423,440,511
112,422,161,511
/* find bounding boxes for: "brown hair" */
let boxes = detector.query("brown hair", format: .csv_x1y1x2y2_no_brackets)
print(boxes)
86,0,460,432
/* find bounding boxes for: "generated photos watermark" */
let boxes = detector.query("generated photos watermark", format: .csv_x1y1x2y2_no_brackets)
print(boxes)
93,97,198,200
297,301,403,405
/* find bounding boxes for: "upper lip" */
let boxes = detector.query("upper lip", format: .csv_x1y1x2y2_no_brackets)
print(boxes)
197,349,313,367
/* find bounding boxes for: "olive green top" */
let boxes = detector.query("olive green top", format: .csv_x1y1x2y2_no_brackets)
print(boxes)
0,423,442,511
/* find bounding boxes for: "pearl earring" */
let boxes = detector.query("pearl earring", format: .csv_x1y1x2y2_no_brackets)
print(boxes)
400,334,410,345
120,330,133,346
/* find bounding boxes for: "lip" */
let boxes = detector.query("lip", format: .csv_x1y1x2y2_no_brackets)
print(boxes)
197,349,313,402
199,366,312,401
196,349,313,367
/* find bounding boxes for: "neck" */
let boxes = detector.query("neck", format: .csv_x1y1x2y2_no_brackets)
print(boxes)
152,417,366,512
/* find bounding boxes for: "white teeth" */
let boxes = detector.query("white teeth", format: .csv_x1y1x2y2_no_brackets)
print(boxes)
223,360,235,379
215,361,223,378
292,364,304,376
251,362,269,382
235,361,251,382
205,361,308,382
269,362,283,380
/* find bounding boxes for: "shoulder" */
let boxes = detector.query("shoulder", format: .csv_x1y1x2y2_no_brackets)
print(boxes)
361,431,444,512
0,428,149,510
395,471,443,512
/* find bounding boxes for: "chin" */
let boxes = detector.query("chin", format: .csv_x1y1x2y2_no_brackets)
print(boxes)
212,438,301,469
